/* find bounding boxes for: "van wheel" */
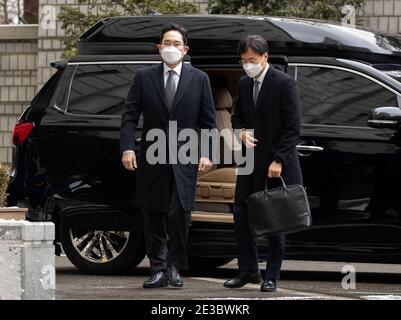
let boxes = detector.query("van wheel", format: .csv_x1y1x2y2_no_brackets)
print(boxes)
188,257,233,270
60,220,145,275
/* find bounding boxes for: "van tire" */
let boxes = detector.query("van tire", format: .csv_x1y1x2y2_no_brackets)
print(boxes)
59,219,145,275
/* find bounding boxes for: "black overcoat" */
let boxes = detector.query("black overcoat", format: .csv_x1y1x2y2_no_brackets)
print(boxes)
232,64,303,205
120,62,217,211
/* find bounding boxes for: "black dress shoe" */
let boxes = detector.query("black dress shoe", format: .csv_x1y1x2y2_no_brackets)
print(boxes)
223,271,262,289
143,271,168,289
167,265,183,288
260,279,277,292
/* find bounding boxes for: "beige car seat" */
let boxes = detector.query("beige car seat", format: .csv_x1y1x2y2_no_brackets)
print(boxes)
195,87,241,205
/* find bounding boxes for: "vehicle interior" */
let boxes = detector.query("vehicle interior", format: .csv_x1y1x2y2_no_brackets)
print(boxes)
193,63,286,222
193,68,243,222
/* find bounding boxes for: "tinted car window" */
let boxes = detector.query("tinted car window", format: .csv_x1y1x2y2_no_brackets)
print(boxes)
50,65,76,112
287,65,296,79
297,66,397,127
67,64,146,116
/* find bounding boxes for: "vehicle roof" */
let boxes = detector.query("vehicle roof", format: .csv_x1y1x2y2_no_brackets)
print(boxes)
76,14,401,63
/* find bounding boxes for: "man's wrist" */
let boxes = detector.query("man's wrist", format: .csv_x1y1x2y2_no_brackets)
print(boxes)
240,128,246,141
123,150,135,155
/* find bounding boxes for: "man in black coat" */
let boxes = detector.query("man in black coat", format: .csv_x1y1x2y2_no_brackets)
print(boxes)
224,35,303,292
120,24,216,289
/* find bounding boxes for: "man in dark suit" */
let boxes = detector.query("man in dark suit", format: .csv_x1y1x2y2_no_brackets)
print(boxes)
120,24,216,289
224,35,303,292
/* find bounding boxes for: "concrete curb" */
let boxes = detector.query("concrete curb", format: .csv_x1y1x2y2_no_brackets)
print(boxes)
0,220,55,300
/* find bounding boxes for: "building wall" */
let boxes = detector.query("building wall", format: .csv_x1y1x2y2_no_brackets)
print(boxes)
38,0,82,90
361,0,401,33
0,25,38,165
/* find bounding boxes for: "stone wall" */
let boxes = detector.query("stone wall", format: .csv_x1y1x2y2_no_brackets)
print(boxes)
0,25,38,165
0,220,55,300
361,0,401,33
37,0,78,90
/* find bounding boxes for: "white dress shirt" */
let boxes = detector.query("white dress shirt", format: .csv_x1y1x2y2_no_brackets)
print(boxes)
163,62,182,90
123,62,183,155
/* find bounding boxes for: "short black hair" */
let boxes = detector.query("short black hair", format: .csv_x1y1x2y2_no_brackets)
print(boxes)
160,23,188,46
237,35,269,55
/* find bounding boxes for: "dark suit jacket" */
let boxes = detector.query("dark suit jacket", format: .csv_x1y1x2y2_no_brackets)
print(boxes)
232,64,303,205
120,62,217,212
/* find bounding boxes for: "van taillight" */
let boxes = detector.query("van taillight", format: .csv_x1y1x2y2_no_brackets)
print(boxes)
12,121,34,145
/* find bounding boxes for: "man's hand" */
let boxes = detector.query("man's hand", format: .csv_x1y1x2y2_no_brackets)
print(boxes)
268,161,282,178
122,151,137,171
198,157,213,172
241,129,258,149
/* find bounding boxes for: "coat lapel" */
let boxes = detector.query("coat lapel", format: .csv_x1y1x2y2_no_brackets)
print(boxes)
254,64,275,114
150,62,169,111
169,63,193,114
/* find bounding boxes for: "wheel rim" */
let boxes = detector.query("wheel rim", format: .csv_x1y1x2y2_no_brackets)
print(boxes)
69,229,130,264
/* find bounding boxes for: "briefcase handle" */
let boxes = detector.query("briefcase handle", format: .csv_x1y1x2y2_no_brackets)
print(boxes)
264,176,287,193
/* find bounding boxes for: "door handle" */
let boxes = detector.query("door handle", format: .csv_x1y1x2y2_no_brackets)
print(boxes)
134,137,142,152
296,145,324,152
296,143,324,157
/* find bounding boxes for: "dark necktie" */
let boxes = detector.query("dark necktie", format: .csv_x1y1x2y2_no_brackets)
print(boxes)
253,79,260,106
165,69,176,109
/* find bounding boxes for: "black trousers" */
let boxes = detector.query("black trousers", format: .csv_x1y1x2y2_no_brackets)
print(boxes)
233,204,285,280
143,176,191,275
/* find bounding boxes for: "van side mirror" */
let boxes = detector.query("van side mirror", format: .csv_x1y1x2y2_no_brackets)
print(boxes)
367,106,401,129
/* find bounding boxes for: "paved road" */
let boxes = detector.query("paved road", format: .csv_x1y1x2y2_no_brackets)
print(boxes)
55,256,401,300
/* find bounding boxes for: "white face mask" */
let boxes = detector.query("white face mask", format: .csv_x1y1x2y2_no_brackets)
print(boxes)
242,63,263,78
160,46,183,65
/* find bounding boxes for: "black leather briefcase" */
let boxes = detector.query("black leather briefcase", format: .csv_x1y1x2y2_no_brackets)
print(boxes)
247,177,312,237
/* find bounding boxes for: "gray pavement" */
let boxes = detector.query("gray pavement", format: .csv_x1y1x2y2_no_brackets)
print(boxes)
55,256,401,300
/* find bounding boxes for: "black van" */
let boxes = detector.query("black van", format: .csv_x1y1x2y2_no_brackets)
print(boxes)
7,15,401,274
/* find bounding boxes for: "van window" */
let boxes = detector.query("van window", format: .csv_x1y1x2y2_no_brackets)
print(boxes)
287,65,296,79
67,64,147,116
296,66,398,127
50,65,76,112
